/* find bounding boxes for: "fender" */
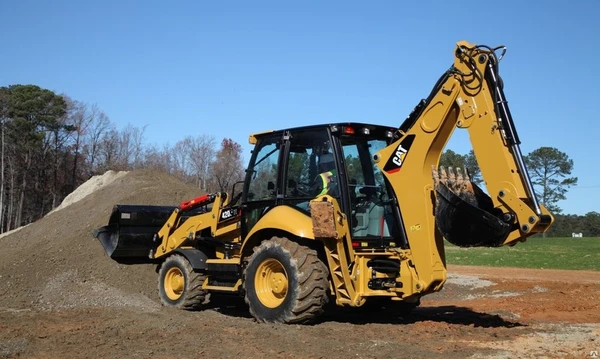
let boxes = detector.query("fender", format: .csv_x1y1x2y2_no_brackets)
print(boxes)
241,205,315,253
172,248,208,270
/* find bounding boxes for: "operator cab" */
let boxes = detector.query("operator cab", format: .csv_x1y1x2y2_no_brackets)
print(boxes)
243,123,406,250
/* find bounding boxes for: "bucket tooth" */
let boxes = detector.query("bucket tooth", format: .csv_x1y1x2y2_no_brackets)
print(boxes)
439,166,448,182
454,167,472,194
463,167,471,182
455,167,464,188
462,168,475,194
432,165,440,183
447,167,456,186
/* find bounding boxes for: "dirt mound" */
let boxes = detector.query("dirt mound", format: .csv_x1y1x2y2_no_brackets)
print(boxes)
1,171,127,240
49,170,128,214
0,224,29,240
0,169,202,310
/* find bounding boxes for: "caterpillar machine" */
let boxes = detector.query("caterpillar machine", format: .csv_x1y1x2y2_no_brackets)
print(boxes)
94,41,553,324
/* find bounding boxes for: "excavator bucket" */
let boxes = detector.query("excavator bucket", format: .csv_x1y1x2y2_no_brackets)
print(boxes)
93,205,176,264
432,166,511,247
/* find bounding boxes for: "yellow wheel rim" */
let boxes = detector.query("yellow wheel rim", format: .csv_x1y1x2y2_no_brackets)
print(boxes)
254,258,288,308
164,267,185,301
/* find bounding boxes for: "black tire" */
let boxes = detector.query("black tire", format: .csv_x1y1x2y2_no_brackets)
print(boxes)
158,254,207,310
244,236,329,324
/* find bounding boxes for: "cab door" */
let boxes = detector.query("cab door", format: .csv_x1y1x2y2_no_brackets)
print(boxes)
281,127,338,211
241,134,284,236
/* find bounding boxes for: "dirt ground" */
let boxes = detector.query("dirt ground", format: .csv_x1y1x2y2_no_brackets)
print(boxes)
1,170,599,359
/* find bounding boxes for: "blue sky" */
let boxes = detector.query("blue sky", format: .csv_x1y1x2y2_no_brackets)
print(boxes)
1,1,598,215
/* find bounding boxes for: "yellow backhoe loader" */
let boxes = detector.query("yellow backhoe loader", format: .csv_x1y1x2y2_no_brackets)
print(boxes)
94,41,553,323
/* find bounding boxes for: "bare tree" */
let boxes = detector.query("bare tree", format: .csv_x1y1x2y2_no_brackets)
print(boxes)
108,124,147,170
83,106,111,174
97,126,120,171
209,138,245,193
129,125,147,169
5,155,16,231
46,110,76,210
141,142,181,176
142,143,167,172
63,97,94,191
98,124,148,172
186,134,216,191
0,87,8,232
170,140,190,181
117,126,132,169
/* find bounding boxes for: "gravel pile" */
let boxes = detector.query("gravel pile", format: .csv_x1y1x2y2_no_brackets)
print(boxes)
0,169,202,310
48,170,128,214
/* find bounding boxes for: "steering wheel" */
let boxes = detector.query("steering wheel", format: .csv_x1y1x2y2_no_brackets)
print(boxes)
295,181,314,197
373,186,390,206
356,185,387,206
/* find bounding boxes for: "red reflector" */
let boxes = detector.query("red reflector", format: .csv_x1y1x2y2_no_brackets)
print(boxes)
352,242,359,247
344,126,355,135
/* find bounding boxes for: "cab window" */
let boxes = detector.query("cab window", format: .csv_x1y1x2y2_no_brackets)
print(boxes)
245,138,280,202
340,135,397,241
284,128,336,209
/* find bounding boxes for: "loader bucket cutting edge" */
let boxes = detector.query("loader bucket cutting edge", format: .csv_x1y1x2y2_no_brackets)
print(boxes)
432,166,511,247
92,205,177,264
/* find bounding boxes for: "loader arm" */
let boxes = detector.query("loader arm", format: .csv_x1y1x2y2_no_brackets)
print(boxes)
375,41,553,290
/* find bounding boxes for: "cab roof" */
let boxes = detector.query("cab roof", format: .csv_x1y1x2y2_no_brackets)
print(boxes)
248,122,395,144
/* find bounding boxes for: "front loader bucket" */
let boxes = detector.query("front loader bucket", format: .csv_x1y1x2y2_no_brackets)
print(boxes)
93,205,176,264
433,167,511,247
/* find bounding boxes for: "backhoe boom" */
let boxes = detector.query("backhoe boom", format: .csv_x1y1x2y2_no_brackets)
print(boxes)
375,41,553,292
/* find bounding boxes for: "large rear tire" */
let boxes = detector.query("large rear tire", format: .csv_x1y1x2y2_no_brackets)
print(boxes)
158,254,207,310
244,236,329,324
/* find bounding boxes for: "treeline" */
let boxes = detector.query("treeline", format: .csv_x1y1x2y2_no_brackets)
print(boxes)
2,84,594,237
0,84,244,234
544,212,600,238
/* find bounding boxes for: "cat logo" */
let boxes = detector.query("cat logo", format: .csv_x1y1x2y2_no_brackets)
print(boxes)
392,144,408,166
383,134,416,174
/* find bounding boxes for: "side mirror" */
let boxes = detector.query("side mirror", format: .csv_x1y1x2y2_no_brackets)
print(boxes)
268,181,275,190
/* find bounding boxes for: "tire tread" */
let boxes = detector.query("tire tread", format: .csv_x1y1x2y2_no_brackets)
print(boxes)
244,236,329,324
158,254,207,310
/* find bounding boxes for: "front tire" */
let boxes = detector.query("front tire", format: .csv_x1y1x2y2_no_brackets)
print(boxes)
158,254,207,310
244,236,329,324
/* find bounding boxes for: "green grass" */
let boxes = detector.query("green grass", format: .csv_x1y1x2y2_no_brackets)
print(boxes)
444,237,600,271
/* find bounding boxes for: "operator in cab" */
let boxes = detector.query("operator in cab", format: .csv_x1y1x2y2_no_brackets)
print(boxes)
313,152,338,197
